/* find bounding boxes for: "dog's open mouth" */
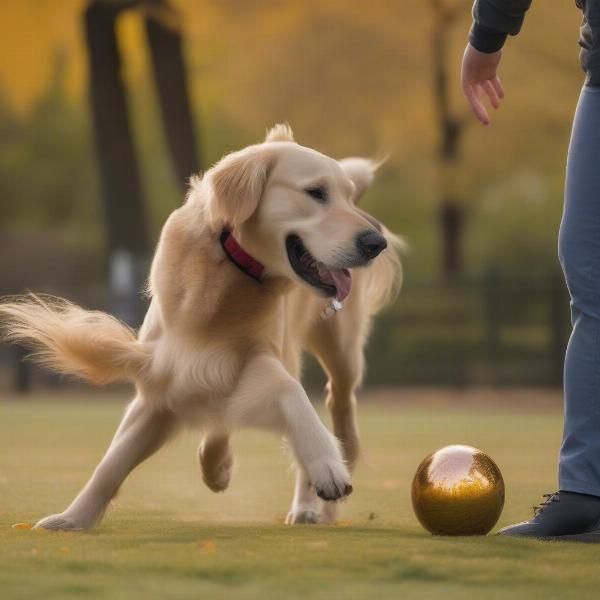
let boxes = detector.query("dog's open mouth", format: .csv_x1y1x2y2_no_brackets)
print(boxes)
285,234,352,301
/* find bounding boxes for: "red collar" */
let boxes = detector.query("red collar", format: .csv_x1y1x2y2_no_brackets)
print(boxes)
219,229,265,283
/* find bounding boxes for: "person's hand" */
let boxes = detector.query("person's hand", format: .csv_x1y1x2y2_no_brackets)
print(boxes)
461,43,505,125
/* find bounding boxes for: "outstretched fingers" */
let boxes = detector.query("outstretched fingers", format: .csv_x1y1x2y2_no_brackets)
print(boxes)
492,75,505,99
483,80,500,109
464,83,490,125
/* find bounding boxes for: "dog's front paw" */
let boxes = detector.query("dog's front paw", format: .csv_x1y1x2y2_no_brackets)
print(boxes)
307,459,352,502
34,512,90,532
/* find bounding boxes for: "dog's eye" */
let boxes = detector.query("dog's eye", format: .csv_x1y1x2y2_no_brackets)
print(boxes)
304,186,327,203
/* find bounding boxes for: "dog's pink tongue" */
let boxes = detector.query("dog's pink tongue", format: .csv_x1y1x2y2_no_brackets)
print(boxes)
317,264,353,301
328,268,352,302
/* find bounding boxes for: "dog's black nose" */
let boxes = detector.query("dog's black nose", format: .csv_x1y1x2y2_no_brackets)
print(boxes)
355,230,387,260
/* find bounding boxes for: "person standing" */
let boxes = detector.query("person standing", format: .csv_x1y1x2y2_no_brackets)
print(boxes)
462,0,600,541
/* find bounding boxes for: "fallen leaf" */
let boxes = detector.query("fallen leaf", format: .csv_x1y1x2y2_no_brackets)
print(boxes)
335,519,353,527
198,539,216,553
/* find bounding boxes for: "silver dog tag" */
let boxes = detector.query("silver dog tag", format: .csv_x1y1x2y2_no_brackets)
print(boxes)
320,299,343,320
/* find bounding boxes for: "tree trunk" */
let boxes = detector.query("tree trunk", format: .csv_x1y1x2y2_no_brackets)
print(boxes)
83,0,199,324
84,0,149,324
84,0,149,259
145,0,200,188
440,199,464,276
431,1,467,282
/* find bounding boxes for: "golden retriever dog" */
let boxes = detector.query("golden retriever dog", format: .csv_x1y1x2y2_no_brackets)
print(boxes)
0,124,401,529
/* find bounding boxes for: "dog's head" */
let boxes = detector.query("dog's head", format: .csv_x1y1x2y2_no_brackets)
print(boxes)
200,124,388,301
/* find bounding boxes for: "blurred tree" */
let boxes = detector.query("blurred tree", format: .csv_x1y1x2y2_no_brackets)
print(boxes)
0,52,98,230
430,0,470,281
144,0,200,187
84,0,199,325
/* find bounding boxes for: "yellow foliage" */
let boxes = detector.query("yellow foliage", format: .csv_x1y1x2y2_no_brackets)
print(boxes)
0,1,585,201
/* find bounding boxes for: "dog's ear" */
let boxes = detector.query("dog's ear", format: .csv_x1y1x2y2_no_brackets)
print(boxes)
338,157,383,204
264,123,295,143
206,146,274,228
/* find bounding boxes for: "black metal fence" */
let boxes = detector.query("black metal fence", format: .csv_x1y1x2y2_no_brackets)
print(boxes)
359,269,571,387
1,270,572,393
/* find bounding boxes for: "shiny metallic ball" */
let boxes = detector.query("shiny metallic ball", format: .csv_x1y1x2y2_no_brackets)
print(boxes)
412,445,505,536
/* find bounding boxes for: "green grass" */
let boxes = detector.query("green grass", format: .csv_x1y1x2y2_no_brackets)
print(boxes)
1,390,598,600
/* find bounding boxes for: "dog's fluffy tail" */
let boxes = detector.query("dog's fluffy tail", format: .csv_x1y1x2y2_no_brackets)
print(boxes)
365,227,405,314
0,294,151,385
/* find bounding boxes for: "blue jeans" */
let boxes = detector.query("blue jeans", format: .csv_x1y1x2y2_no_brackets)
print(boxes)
559,85,600,496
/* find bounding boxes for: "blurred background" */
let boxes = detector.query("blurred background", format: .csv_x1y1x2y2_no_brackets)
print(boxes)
0,0,584,393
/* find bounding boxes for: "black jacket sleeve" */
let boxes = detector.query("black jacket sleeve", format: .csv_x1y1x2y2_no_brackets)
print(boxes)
469,0,533,53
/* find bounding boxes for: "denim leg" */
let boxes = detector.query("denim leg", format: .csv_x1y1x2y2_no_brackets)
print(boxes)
559,86,600,497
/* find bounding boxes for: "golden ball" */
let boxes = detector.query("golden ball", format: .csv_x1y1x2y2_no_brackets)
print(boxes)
411,444,505,536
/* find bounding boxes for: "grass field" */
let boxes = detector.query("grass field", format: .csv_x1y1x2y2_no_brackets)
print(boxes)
1,389,599,600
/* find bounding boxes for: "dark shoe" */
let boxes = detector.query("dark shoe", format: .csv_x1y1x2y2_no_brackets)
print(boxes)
498,491,600,542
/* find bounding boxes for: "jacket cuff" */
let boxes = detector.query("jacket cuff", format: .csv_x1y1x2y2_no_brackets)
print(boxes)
469,22,507,54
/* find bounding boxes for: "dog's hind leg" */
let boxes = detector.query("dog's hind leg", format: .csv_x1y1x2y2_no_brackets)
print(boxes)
35,396,178,531
310,315,366,472
198,434,233,493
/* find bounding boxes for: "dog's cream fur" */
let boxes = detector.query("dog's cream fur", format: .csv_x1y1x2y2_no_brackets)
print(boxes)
0,125,401,529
